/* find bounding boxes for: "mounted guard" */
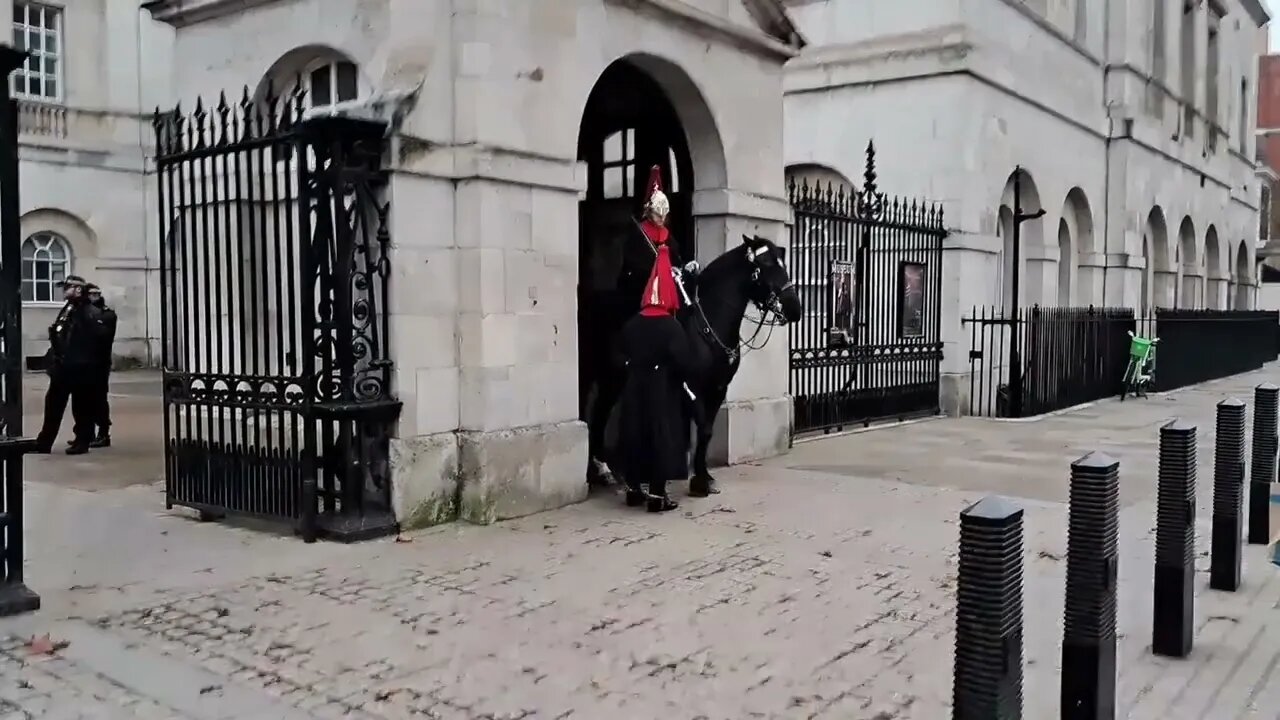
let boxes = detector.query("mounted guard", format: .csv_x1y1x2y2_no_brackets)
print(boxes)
615,167,696,513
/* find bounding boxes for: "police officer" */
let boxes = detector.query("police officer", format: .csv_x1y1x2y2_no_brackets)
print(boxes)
35,275,109,454
85,283,116,447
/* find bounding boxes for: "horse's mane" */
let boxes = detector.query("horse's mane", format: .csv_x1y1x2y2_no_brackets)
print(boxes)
698,244,751,288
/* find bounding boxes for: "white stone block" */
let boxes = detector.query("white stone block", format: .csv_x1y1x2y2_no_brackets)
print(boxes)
413,366,460,436
390,431,459,529
457,247,507,314
458,312,519,368
389,173,455,249
457,420,588,525
392,314,456,370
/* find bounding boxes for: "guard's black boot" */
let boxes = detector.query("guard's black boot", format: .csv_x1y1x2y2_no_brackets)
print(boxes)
688,474,720,498
647,495,679,513
625,488,646,507
65,443,89,456
89,433,110,449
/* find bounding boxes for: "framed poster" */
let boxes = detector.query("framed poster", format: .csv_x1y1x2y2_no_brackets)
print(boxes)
827,259,856,347
898,261,926,338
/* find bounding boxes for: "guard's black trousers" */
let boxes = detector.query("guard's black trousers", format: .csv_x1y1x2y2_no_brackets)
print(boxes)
36,367,96,449
90,366,111,437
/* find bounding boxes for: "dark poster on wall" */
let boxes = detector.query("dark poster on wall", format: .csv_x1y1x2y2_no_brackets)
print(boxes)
898,261,926,338
828,259,855,347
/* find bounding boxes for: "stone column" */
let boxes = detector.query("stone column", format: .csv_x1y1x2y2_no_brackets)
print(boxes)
939,230,1002,416
695,188,794,465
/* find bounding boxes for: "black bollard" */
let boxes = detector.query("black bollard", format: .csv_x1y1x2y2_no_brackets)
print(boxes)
1249,383,1277,545
953,495,1024,720
1061,452,1120,720
1212,398,1247,591
1153,419,1196,658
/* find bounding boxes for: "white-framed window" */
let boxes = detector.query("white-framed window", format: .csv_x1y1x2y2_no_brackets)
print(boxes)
21,231,70,303
302,59,358,111
601,128,635,200
11,1,62,102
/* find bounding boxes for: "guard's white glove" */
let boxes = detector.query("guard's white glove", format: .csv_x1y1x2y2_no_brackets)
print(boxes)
683,260,700,275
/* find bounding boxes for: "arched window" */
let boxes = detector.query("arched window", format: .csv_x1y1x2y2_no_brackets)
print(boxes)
601,128,635,199
21,231,71,303
302,58,358,110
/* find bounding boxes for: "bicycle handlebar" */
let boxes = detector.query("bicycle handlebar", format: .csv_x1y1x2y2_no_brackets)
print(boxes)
1127,330,1160,343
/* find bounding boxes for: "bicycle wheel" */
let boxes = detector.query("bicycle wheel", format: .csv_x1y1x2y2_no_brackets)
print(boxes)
1120,358,1137,401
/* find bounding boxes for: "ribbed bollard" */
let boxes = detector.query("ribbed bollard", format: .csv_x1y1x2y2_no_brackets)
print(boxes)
1153,419,1196,658
1061,452,1120,720
1211,398,1247,591
1249,384,1278,545
954,495,1024,719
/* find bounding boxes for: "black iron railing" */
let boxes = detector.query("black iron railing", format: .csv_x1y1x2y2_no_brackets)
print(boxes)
965,305,1280,418
788,142,946,435
965,305,1135,418
1144,309,1280,392
153,89,400,542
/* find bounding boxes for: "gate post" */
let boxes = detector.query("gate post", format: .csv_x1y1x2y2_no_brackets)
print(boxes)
1249,383,1277,545
953,495,1024,719
1061,452,1119,719
0,45,39,616
1153,419,1196,658
1211,398,1246,591
297,116,402,543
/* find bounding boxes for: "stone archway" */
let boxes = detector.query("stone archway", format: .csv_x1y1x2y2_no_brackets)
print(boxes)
1059,188,1095,305
1204,226,1224,309
1146,207,1172,309
575,54,724,459
996,168,1045,308
1234,241,1254,309
1177,216,1198,308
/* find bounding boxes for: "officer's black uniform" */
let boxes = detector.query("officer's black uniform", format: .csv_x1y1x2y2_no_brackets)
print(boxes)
87,285,116,447
35,277,108,454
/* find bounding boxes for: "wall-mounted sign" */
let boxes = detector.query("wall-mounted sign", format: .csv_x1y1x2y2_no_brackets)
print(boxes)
828,259,855,347
898,261,926,338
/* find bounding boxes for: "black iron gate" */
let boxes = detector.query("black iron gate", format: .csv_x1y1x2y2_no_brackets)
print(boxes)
0,47,38,614
154,88,401,542
788,143,946,435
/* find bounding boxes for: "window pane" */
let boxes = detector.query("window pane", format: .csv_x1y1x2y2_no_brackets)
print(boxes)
44,30,56,53
622,129,634,161
51,264,65,283
12,29,23,51
310,66,332,107
35,281,49,303
603,131,622,163
43,77,55,99
43,56,55,80
27,31,39,52
48,240,65,260
20,280,32,303
668,148,679,193
336,61,357,101
622,162,634,195
21,241,34,260
603,166,623,199
34,261,48,281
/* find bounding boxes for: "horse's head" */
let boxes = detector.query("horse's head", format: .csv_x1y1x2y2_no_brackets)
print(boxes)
742,235,803,324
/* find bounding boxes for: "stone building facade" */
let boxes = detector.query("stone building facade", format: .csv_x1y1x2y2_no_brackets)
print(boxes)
10,0,172,365
783,0,1269,414
144,0,803,527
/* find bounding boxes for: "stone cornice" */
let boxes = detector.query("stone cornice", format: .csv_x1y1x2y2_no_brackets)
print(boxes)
1240,0,1271,27
606,0,800,61
141,0,285,27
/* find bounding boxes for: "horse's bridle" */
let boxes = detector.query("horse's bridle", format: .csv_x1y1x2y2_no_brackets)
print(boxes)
694,245,793,363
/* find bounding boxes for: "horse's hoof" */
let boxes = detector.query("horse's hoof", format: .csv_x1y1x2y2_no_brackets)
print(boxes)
689,475,720,498
625,489,646,507
587,461,617,488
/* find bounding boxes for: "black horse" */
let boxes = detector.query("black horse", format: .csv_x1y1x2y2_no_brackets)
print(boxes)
585,234,802,493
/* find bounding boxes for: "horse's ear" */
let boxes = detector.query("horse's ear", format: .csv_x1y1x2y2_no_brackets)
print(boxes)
741,234,755,246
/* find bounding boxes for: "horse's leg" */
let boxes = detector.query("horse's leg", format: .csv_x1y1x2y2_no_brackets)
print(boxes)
587,371,622,487
689,384,728,497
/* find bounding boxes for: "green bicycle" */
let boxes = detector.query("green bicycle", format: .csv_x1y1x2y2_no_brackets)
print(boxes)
1120,330,1159,401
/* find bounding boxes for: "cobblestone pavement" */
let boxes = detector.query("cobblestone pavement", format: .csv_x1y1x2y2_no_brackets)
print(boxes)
2,369,1280,718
